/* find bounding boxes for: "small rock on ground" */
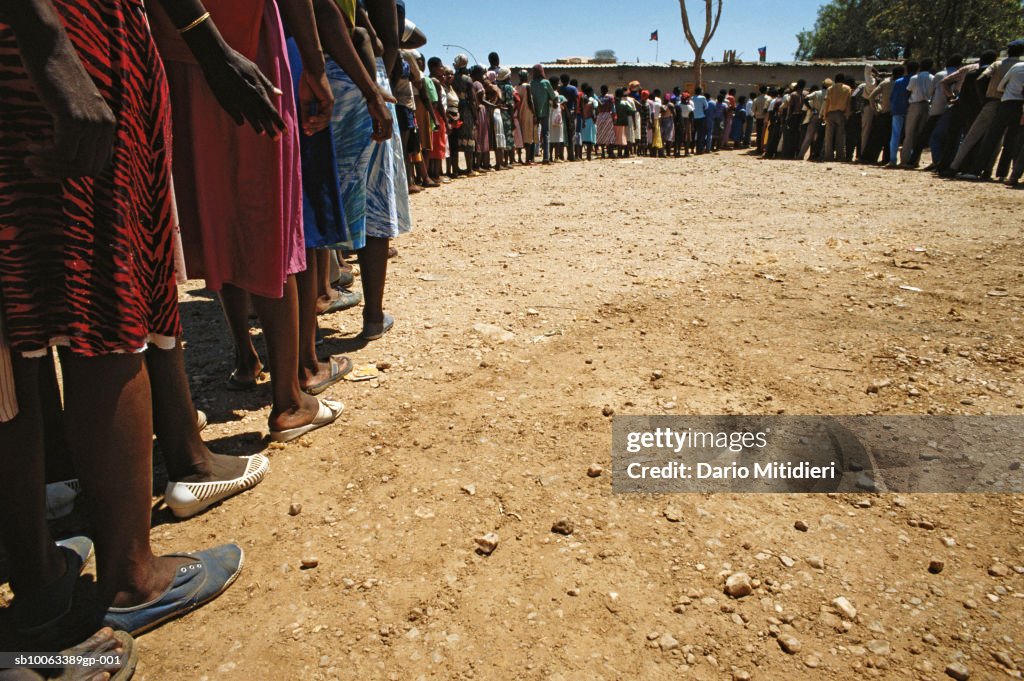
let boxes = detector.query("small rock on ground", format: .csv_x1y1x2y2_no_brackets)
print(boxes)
945,662,970,680
724,572,753,598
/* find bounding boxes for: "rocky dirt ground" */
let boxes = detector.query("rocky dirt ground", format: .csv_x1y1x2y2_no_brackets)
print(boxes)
18,151,1024,679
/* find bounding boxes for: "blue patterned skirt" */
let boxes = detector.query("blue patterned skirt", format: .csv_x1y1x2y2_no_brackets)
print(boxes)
326,57,411,250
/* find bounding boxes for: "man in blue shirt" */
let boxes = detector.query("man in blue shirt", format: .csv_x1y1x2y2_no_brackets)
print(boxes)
691,87,710,154
559,74,579,161
887,64,910,167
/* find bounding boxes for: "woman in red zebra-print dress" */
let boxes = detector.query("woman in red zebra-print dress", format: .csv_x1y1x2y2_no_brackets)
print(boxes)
0,0,287,648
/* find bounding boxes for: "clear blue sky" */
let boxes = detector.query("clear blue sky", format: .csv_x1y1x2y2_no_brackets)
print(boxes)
409,0,824,66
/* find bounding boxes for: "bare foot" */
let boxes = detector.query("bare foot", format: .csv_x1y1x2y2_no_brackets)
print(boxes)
299,359,334,390
268,392,326,433
109,555,194,609
175,452,247,485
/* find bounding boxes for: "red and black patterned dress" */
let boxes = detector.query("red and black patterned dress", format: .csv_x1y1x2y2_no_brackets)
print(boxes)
0,0,180,358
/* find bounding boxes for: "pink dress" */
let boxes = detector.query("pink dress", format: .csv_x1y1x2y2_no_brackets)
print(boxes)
150,0,304,299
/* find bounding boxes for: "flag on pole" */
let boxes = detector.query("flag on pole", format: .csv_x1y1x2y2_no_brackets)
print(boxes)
758,46,767,62
650,30,659,41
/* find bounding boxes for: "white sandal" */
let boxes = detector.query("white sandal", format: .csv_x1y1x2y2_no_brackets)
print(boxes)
269,399,344,443
164,454,269,519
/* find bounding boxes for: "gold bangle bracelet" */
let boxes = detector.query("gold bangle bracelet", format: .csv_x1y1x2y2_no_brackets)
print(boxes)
178,11,211,35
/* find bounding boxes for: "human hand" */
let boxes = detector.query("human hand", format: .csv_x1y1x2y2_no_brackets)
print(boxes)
365,88,393,142
198,45,286,138
26,79,116,178
298,69,333,135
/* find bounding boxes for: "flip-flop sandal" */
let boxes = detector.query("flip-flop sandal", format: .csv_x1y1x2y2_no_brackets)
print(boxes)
360,312,394,341
226,366,265,392
318,289,362,316
302,356,353,396
269,398,344,443
108,630,138,680
2,628,137,681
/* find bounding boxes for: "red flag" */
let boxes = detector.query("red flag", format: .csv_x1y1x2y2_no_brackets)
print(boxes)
650,30,659,41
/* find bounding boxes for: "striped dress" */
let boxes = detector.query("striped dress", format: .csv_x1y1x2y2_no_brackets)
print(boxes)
0,0,180,359
597,95,615,145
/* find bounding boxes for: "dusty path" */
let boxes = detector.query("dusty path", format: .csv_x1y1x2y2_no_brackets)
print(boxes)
137,153,1021,679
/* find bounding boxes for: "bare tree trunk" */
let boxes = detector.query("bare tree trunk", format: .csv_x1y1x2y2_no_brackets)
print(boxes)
679,0,723,89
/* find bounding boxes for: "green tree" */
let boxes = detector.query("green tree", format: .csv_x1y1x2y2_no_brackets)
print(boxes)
796,0,1024,61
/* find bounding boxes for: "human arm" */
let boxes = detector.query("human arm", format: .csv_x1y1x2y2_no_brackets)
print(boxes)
311,0,391,141
275,0,332,135
155,0,286,137
399,19,426,49
363,0,399,85
1,0,115,177
942,66,966,100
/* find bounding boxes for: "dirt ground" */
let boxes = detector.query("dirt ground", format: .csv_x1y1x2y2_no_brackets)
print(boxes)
73,153,1024,678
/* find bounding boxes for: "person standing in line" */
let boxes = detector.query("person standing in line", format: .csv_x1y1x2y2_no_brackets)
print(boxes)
559,73,579,161
945,41,1024,178
752,85,770,153
782,80,805,159
822,73,852,162
742,92,755,147
923,55,963,171
887,62,913,167
937,51,996,175
901,58,934,167
866,67,897,164
516,69,536,164
798,83,823,160
860,66,880,161
529,64,557,164
691,87,709,154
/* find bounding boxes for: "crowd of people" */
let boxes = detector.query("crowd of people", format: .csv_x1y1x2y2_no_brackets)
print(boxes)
1,0,1022,675
390,39,1022,189
749,40,1024,185
1,0,417,675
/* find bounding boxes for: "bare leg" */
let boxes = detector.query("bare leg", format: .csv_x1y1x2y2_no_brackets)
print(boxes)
358,236,389,325
0,355,65,594
296,250,335,390
219,288,262,385
38,349,75,482
147,341,244,483
58,351,184,607
234,279,323,432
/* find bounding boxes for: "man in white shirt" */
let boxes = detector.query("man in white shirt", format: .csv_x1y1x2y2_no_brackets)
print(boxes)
752,86,771,152
799,84,825,160
1007,61,1024,184
860,64,879,158
901,58,934,167
984,59,1024,180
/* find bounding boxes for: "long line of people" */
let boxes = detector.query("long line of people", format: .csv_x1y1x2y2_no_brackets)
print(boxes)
1,0,417,676
2,2,1021,675
398,40,1023,189
751,40,1024,186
